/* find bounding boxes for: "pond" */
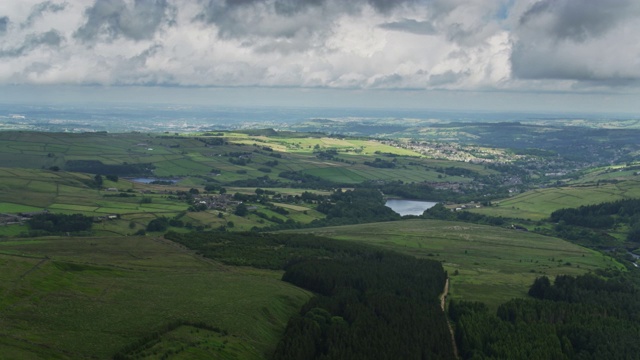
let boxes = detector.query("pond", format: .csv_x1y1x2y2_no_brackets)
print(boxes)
129,178,178,184
385,199,438,216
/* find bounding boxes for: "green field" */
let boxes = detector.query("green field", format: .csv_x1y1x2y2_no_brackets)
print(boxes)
0,130,496,233
0,236,310,359
1,130,638,358
0,131,493,186
472,179,640,220
296,219,622,309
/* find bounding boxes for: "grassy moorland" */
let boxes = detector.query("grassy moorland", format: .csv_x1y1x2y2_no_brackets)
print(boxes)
0,235,310,359
296,219,622,309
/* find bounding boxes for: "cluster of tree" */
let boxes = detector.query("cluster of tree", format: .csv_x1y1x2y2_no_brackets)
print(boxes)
550,199,640,228
314,148,338,160
368,180,503,203
363,157,396,168
196,137,226,146
300,191,324,203
375,181,438,200
146,216,199,233
93,174,103,188
537,224,617,247
28,213,93,234
451,272,640,359
542,199,640,246
146,217,169,232
551,210,615,229
422,203,507,226
228,175,280,188
65,160,154,176
274,250,452,359
235,128,279,137
103,192,136,198
204,183,226,193
313,188,400,226
278,171,337,189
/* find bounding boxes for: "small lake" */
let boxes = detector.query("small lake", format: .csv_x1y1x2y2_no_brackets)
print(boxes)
385,199,438,216
129,178,178,184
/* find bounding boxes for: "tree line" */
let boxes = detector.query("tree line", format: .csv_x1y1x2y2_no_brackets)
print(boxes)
550,198,640,242
27,213,93,235
164,231,454,359
451,271,640,359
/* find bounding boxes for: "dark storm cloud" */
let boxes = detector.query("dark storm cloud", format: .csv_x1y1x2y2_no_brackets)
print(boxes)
510,43,592,81
273,0,326,16
23,1,67,29
511,0,640,83
370,73,404,88
197,0,419,39
74,0,171,42
379,19,436,35
366,0,417,14
429,70,465,86
519,0,634,42
0,17,8,35
0,30,63,57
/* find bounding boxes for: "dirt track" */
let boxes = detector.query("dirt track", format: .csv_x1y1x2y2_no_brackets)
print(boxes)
440,278,459,359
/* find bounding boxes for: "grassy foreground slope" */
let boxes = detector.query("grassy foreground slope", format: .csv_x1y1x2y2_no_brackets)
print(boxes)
297,219,622,309
0,236,310,359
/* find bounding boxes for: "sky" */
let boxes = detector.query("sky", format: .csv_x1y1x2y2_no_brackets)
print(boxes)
0,0,639,114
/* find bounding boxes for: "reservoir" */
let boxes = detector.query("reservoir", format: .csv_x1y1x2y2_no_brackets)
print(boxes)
129,178,178,184
385,199,437,216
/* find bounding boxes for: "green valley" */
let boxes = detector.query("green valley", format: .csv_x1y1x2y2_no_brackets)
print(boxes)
0,128,639,359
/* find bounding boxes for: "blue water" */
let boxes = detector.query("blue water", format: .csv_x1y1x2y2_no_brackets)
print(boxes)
130,178,177,184
385,199,437,216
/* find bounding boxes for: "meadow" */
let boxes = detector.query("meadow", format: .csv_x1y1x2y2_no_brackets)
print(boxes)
471,179,640,220
0,131,491,186
0,235,310,359
297,219,622,309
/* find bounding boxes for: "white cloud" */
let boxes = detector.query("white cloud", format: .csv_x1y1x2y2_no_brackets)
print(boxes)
0,0,638,100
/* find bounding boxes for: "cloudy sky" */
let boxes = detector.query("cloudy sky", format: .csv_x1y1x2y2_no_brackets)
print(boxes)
0,0,639,113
